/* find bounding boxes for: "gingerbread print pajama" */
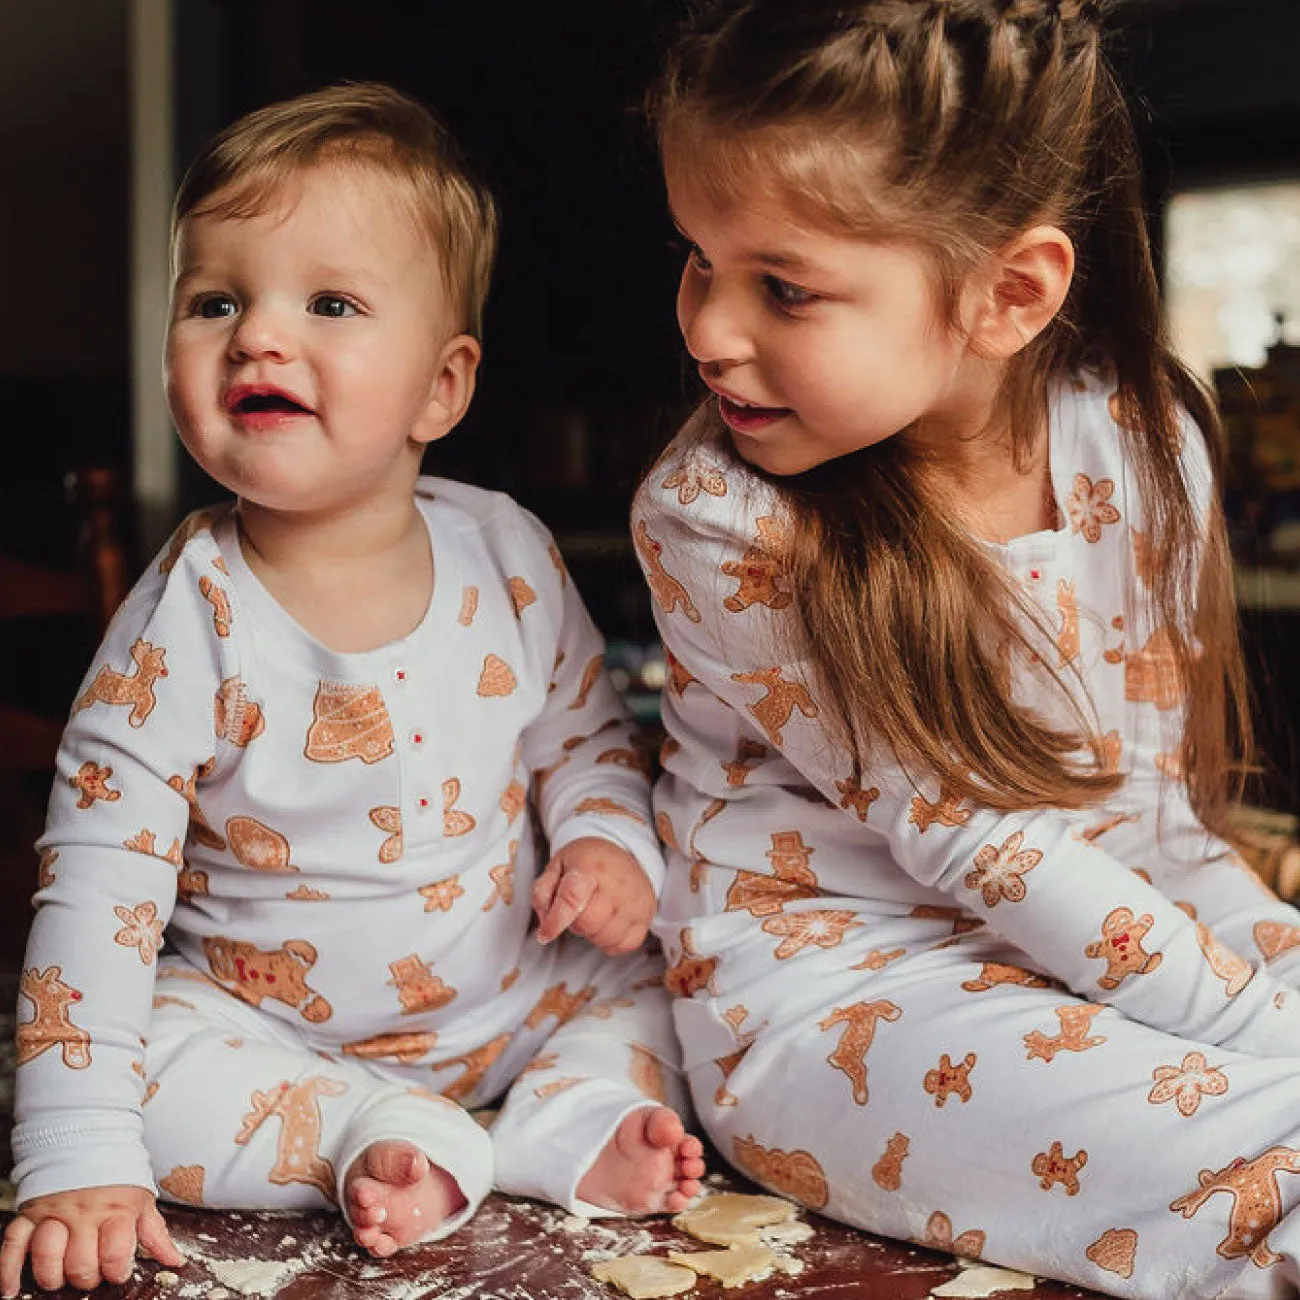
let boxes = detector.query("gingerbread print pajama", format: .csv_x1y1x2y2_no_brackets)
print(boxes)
634,374,1300,1299
15,478,685,1235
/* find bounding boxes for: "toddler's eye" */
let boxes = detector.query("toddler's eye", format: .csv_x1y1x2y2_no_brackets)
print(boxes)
310,294,358,318
193,294,237,319
762,275,818,311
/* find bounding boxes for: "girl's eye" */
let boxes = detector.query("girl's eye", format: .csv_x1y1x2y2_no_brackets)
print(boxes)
677,240,711,273
309,294,358,318
762,275,818,311
193,294,237,319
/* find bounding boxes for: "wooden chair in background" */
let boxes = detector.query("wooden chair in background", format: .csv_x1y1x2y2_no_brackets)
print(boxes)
0,467,131,976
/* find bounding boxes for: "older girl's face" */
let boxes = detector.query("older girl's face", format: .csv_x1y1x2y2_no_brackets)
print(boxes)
668,165,989,477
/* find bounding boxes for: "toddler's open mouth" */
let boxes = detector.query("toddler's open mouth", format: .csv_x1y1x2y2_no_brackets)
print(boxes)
225,385,315,423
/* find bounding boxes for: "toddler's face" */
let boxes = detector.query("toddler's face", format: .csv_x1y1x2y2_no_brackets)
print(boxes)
166,164,460,514
667,165,986,477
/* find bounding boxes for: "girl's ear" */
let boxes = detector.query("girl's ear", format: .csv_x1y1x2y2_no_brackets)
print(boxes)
965,226,1075,361
411,333,482,447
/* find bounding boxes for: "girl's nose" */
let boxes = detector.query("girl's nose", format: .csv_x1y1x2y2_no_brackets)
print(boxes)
227,304,293,363
677,274,753,369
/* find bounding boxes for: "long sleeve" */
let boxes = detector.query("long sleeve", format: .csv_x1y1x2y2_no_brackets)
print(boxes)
14,539,226,1202
512,510,666,895
633,423,1300,1059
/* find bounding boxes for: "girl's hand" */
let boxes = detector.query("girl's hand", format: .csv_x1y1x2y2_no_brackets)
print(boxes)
532,837,656,956
0,1185,184,1297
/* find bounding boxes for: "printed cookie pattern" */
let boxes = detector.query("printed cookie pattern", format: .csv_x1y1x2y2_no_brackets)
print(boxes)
1086,1228,1138,1280
17,966,92,1069
1148,1051,1228,1117
818,1000,902,1105
924,1052,977,1106
304,683,394,764
1085,908,1163,990
203,937,333,1023
721,516,792,613
1170,1146,1300,1267
226,816,298,872
73,639,168,728
236,1076,347,1200
731,1133,829,1210
388,954,456,1016
1032,1141,1088,1195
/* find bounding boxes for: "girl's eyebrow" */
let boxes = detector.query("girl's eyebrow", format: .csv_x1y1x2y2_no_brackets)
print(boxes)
671,215,817,275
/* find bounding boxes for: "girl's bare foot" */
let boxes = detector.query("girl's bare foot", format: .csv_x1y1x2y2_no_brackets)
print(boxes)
577,1106,706,1214
343,1140,466,1257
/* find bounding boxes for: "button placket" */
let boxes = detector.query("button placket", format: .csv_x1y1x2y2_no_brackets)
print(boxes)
386,662,436,829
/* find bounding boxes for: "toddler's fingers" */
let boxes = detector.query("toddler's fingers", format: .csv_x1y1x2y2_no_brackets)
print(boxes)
27,1216,70,1295
0,1213,34,1298
571,891,616,942
138,1204,185,1268
531,861,562,921
536,869,597,944
99,1212,139,1285
63,1219,104,1293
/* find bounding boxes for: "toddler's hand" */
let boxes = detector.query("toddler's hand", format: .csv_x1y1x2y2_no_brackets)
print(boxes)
532,837,655,956
0,1185,183,1297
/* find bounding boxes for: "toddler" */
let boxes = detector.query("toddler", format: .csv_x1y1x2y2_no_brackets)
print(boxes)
2,81,702,1299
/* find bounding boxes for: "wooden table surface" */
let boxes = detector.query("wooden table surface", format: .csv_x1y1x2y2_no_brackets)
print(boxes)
1,1186,1103,1300
0,1165,1105,1300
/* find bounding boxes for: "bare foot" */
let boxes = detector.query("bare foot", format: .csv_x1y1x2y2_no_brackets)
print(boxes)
343,1139,467,1257
577,1106,706,1215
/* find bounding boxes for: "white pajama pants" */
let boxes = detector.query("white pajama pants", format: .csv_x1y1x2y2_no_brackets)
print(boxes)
674,872,1300,1299
142,939,686,1240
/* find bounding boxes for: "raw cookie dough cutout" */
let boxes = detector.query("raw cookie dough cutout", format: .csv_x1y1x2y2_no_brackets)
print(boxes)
667,1242,779,1288
671,1192,794,1245
590,1256,698,1298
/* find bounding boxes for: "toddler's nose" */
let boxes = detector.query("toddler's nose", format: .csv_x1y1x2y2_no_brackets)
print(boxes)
228,304,294,362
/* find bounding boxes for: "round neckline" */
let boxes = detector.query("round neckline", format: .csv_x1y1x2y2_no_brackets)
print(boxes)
216,492,458,676
974,379,1075,558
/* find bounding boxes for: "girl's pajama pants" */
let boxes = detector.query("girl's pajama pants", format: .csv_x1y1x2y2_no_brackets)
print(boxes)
142,938,685,1240
674,860,1300,1299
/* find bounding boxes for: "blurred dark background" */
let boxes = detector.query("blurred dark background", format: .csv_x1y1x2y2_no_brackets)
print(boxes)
4,0,1300,966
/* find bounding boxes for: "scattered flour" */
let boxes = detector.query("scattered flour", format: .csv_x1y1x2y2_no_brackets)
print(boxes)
205,1256,309,1296
154,1271,181,1288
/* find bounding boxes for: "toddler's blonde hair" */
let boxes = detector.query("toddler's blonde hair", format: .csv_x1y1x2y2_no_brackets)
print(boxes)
172,82,498,339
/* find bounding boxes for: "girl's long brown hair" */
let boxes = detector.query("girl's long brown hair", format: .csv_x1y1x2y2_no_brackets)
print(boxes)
650,0,1251,830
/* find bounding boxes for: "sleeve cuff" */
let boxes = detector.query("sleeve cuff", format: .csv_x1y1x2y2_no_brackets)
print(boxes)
547,818,667,898
13,1114,155,1205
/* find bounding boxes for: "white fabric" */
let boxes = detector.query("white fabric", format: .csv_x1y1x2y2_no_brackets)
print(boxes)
14,477,678,1219
634,374,1300,1299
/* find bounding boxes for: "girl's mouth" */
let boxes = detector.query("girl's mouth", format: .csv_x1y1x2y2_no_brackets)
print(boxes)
717,394,791,436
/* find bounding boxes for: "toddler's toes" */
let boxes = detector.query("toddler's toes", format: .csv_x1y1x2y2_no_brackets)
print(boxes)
642,1106,687,1152
365,1140,428,1186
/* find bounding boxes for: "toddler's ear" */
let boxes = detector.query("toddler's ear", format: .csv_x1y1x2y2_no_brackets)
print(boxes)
965,226,1075,362
412,333,481,446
